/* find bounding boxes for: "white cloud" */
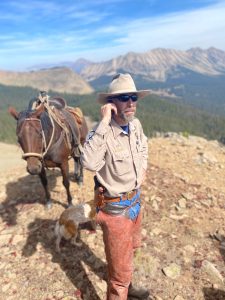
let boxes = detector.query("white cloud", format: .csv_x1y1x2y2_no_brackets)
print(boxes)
89,1,225,58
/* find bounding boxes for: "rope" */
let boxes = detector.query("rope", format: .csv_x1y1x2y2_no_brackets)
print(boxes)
22,153,43,159
19,93,72,160
38,93,72,152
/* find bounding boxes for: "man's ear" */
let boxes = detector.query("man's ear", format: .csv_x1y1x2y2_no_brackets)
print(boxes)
8,106,19,120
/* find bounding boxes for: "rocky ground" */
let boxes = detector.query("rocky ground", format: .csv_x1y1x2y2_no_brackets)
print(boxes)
1,134,225,300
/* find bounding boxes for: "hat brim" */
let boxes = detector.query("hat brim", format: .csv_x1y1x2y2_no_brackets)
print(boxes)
97,90,151,104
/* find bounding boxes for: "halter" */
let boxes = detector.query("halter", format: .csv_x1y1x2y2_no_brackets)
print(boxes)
19,116,54,160
19,93,72,161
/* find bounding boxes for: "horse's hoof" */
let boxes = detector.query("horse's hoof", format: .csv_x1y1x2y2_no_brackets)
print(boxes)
67,203,74,208
45,201,52,210
78,181,83,187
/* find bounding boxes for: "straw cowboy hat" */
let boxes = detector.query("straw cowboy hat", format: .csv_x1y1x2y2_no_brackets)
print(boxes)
97,73,151,104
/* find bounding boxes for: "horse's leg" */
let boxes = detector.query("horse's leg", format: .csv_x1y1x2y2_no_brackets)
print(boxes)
78,160,84,185
61,161,73,207
73,157,79,182
39,167,52,209
74,156,83,185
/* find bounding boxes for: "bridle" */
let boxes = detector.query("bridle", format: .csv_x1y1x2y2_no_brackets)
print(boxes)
17,93,72,162
17,116,55,160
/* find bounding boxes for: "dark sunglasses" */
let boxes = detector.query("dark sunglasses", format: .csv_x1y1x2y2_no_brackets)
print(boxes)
108,94,138,103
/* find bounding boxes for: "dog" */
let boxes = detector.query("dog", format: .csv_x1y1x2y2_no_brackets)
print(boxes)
54,200,96,252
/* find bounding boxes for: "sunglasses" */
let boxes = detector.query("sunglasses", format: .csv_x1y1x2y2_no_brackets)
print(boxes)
108,94,138,103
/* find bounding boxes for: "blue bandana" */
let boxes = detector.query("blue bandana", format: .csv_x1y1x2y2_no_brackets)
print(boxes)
120,125,129,134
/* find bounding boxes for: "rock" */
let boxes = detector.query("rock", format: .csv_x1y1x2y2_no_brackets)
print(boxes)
141,228,148,237
151,228,162,236
152,200,159,210
144,196,150,202
201,199,212,208
183,245,195,253
54,290,64,298
96,279,107,292
201,260,224,284
2,283,11,292
169,214,188,220
162,263,181,279
181,193,194,201
178,198,187,209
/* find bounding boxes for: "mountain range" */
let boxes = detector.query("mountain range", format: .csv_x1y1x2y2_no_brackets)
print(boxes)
1,47,225,115
79,47,225,82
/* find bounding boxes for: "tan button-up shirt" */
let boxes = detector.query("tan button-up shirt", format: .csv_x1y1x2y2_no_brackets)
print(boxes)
81,118,148,197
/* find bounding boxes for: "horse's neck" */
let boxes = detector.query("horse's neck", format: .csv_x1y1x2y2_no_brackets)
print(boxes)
41,113,61,145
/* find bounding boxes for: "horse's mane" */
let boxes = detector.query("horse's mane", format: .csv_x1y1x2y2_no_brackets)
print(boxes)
40,111,52,134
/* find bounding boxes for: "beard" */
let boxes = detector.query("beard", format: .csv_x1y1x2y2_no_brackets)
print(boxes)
120,110,135,123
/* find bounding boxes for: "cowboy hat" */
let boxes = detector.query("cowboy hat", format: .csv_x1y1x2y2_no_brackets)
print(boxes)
97,73,151,104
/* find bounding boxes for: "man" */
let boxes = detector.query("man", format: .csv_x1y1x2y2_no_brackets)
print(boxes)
81,73,150,299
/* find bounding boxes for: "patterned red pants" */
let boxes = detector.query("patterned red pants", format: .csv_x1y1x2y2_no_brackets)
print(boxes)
96,209,142,300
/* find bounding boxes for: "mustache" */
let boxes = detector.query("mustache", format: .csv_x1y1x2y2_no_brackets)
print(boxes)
123,109,135,113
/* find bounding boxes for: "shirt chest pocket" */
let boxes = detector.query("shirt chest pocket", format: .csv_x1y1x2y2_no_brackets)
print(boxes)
112,151,130,176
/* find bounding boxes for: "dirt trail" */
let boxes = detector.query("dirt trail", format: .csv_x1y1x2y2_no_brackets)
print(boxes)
0,142,26,172
1,136,225,300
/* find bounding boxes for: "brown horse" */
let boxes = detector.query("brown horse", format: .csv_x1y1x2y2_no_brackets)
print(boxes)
9,97,88,209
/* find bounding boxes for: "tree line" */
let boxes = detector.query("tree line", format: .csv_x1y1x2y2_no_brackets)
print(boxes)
1,84,225,144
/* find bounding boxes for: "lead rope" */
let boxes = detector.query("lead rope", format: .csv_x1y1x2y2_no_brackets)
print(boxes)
37,93,71,154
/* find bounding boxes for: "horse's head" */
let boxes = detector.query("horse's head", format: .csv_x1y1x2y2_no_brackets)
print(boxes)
9,104,45,175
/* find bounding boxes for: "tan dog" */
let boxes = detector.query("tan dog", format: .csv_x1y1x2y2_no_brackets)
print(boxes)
55,201,96,252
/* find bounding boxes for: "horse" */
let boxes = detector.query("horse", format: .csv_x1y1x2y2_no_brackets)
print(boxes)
9,96,88,209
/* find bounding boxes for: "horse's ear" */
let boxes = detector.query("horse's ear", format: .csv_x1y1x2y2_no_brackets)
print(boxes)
32,103,45,118
8,106,19,120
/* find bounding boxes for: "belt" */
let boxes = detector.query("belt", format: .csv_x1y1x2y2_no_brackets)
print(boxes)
103,189,137,203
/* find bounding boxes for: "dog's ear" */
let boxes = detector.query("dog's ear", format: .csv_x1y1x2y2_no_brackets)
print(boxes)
66,220,77,236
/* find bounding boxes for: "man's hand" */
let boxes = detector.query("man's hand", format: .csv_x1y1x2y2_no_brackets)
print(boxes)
101,103,117,124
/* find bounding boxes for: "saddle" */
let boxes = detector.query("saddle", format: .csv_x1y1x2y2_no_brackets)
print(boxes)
49,97,66,109
30,92,84,156
49,103,83,156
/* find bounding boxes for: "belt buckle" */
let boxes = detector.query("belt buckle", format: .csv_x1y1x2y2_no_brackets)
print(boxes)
127,190,133,200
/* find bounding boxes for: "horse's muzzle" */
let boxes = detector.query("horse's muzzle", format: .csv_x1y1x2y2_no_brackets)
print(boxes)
26,157,42,175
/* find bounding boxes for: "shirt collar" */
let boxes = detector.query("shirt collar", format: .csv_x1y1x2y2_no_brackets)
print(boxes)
110,118,135,138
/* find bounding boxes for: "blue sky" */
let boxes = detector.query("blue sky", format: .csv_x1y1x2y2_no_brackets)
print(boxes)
0,0,225,71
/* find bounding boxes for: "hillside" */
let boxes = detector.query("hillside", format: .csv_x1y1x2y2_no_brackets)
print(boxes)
1,135,225,299
0,67,94,95
2,84,225,145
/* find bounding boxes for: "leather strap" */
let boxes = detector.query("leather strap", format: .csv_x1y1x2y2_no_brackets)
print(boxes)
104,190,137,203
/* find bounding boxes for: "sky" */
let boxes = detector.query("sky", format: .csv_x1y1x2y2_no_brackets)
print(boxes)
0,0,225,71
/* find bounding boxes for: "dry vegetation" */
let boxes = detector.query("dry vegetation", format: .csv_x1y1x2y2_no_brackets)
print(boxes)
1,135,225,300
